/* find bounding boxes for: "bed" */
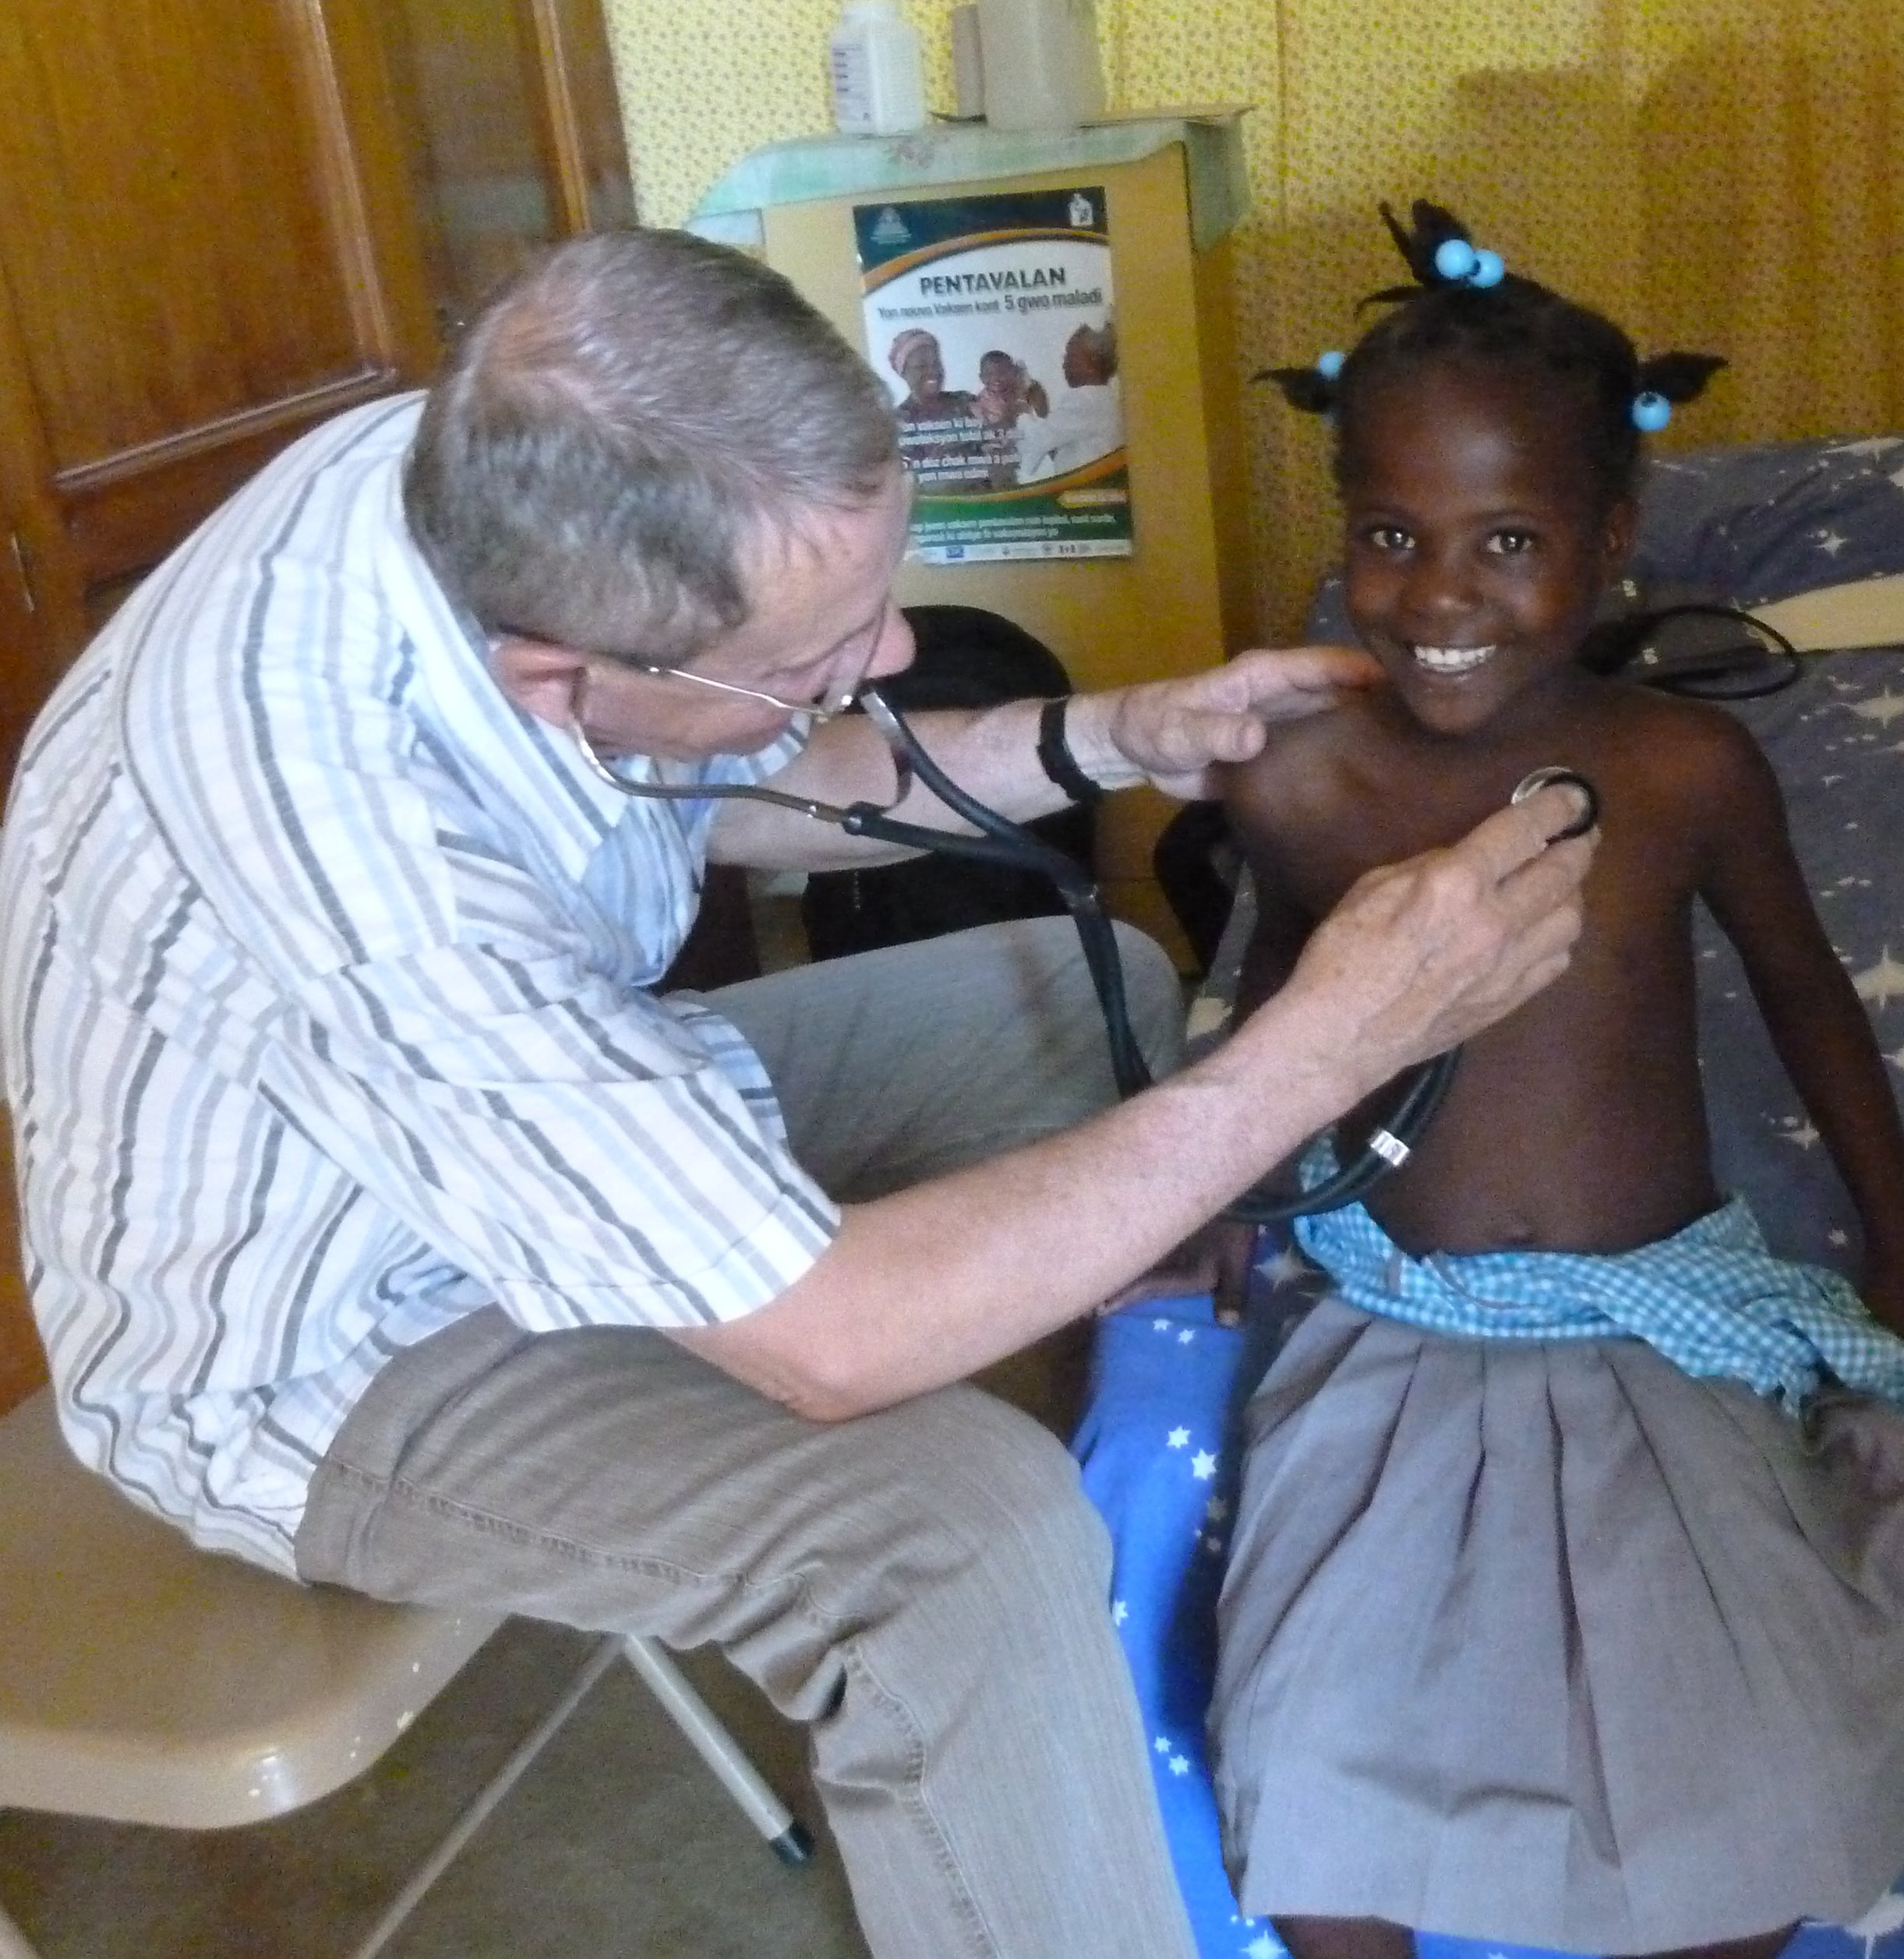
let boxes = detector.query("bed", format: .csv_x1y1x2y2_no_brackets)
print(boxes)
1073,436,1904,1959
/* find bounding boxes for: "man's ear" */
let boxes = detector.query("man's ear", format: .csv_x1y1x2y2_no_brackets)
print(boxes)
489,637,588,729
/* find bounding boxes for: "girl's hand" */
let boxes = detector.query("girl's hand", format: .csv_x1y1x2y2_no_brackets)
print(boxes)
1097,1216,1260,1324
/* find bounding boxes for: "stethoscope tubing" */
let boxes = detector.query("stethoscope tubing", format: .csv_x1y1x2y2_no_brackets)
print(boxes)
568,682,1568,1223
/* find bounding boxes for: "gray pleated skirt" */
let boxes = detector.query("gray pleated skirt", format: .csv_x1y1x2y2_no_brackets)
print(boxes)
1210,1297,1904,1954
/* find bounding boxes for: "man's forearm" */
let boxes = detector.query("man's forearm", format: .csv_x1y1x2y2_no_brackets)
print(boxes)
684,783,1594,1417
706,697,1128,870
673,981,1370,1418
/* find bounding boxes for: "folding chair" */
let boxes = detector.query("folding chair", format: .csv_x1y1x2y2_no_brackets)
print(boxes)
0,1388,811,1959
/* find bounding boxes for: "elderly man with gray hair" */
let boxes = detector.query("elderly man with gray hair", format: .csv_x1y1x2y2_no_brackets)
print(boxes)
0,228,1591,1957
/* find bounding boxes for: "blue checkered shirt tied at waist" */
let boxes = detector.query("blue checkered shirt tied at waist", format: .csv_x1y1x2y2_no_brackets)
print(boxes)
1295,1184,1904,1414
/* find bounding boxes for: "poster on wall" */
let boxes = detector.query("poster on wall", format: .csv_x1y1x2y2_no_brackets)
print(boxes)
855,185,1132,564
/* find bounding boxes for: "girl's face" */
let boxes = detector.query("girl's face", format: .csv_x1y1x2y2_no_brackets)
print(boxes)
1340,365,1633,739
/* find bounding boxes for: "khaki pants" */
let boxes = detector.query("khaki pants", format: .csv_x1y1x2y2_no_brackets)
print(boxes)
297,919,1197,1959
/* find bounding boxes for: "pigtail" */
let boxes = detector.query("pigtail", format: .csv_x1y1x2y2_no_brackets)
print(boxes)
1362,199,1506,310
1637,351,1729,404
1253,364,1338,415
1380,199,1468,285
1259,198,1729,498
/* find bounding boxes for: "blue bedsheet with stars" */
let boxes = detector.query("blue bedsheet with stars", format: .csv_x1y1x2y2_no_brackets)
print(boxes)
1075,436,1904,1959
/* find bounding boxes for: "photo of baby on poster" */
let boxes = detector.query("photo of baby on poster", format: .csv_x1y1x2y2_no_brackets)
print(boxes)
855,185,1132,563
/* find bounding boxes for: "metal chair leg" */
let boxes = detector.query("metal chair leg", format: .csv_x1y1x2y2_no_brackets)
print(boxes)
620,1635,814,1865
2,1633,809,1959
341,1634,625,1959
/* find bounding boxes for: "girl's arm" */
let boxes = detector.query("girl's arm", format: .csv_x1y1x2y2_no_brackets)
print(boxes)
1697,718,1904,1330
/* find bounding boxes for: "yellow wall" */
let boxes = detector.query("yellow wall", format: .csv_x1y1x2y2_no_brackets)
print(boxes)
602,0,1904,637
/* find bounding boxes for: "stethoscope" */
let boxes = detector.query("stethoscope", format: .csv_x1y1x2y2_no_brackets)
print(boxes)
570,669,1598,1222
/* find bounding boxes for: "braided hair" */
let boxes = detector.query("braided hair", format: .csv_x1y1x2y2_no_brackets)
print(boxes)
1263,201,1726,515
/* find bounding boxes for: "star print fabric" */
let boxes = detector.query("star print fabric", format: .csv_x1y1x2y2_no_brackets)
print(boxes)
1075,1282,1316,1959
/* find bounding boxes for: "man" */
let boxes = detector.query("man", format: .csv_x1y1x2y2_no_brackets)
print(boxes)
0,229,1591,1959
1017,319,1123,481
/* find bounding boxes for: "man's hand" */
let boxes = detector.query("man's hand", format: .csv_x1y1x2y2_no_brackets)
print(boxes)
1251,784,1598,1101
1069,647,1383,800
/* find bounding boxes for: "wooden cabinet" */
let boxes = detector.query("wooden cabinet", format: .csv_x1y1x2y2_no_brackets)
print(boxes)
0,0,633,1412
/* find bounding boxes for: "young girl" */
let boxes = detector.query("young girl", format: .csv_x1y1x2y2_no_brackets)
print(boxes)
1210,203,1904,1959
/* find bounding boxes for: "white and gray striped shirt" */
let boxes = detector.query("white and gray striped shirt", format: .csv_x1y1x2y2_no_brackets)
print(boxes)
0,396,839,1576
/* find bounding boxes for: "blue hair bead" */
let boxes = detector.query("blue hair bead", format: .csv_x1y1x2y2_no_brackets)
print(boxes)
1631,390,1672,432
1433,238,1478,282
1471,249,1505,288
1316,349,1346,379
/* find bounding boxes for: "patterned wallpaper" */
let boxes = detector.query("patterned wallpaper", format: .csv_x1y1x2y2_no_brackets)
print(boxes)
601,0,1904,638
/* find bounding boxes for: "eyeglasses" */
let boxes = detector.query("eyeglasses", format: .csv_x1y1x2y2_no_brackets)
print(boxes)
629,662,862,722
568,668,914,819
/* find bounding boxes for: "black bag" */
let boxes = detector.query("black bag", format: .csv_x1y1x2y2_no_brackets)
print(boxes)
799,605,1095,961
1577,578,1800,697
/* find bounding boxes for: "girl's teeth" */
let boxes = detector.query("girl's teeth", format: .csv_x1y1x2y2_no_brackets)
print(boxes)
1412,644,1496,673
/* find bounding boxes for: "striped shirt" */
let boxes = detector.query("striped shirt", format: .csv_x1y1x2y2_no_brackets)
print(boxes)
0,396,840,1576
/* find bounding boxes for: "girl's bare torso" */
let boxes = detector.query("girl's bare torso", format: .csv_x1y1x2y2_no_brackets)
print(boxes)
1228,673,1741,1257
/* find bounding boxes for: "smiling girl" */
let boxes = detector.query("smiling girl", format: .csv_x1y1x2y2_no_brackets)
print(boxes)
1210,202,1904,1959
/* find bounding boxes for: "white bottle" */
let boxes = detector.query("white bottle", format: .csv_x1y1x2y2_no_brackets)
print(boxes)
977,0,1104,132
829,1,927,137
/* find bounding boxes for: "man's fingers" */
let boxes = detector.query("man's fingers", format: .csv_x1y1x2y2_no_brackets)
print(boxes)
1457,783,1598,885
1220,645,1384,711
1495,828,1595,925
1287,783,1598,1081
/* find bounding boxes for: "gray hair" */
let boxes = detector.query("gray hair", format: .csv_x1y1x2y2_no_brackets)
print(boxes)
403,228,901,662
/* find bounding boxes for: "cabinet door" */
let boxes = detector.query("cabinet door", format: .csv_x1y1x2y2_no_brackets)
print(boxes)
382,0,637,336
0,285,83,777
0,0,443,658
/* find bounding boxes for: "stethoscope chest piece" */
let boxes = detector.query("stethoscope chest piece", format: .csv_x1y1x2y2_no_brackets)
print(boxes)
1511,765,1600,842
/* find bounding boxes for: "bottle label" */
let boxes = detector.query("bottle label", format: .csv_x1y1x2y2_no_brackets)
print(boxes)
831,43,875,132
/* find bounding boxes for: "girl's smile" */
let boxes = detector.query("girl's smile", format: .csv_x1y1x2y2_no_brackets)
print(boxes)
1341,365,1633,736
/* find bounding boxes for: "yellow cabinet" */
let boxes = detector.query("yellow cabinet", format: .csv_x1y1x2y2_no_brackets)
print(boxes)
707,121,1255,965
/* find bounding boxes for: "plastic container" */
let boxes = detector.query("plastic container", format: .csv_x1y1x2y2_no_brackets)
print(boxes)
976,0,1104,132
950,4,986,119
828,1,927,137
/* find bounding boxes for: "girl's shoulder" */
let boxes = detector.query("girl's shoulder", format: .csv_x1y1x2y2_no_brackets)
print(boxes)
1580,676,1779,824
1588,673,1766,763
1223,690,1384,809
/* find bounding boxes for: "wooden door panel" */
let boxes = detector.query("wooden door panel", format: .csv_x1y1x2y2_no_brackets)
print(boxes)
0,2,366,468
0,287,87,764
376,0,634,332
0,1117,45,1420
0,0,439,611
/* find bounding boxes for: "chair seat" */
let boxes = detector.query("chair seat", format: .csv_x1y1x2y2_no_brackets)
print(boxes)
0,1389,500,1829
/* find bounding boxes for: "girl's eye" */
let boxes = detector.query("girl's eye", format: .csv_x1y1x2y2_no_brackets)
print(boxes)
1362,524,1412,552
1486,529,1537,556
